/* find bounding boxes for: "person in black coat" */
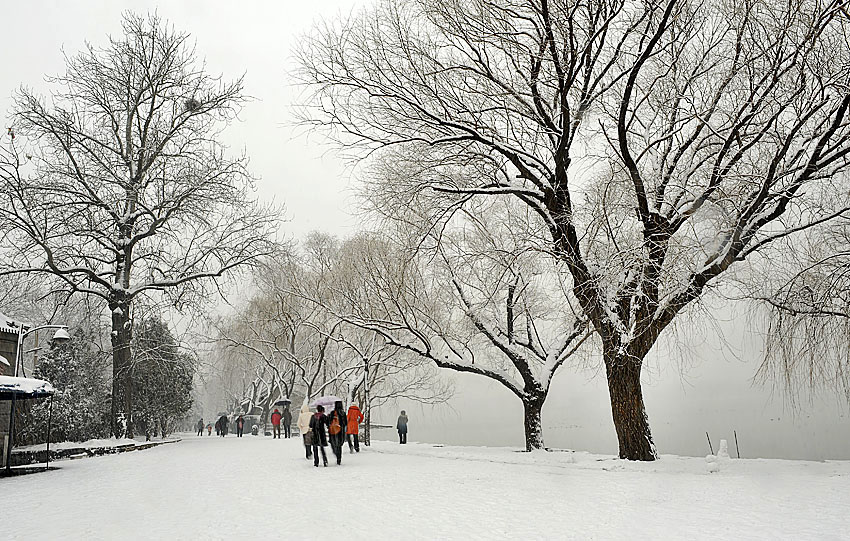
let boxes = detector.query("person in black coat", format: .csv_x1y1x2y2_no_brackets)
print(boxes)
309,405,329,467
327,401,347,465
196,419,204,436
218,415,229,437
397,410,408,444
282,407,292,438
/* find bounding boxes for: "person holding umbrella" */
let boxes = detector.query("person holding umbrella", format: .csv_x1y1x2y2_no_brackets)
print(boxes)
282,407,292,439
309,405,329,467
327,401,347,465
218,414,229,437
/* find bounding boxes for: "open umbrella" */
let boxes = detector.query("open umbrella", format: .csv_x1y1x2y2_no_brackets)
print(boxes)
309,395,342,409
273,398,292,407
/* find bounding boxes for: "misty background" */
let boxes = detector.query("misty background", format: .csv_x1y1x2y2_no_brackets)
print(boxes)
4,0,847,461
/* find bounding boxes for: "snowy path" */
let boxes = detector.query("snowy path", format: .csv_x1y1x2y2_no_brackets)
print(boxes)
4,434,849,540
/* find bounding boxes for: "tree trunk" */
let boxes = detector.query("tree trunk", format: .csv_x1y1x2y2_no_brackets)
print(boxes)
110,297,134,439
604,353,656,461
522,398,545,451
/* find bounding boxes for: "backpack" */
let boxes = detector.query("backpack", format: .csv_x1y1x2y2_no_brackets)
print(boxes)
329,413,342,435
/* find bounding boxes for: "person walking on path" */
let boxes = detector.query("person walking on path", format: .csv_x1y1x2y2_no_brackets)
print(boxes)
282,407,292,439
196,419,204,436
271,408,282,438
346,404,364,453
206,423,212,436
297,404,313,460
309,405,329,467
214,419,221,436
397,410,408,444
218,415,229,437
236,415,245,437
327,401,347,465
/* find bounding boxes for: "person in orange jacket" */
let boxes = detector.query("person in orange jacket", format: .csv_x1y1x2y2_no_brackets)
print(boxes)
346,404,364,453
271,408,282,439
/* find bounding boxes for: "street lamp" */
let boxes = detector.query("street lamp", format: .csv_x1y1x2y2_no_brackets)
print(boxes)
363,356,370,447
14,325,70,378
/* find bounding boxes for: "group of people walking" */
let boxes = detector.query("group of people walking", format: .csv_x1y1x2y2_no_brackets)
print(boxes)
196,415,232,437
195,404,411,464
297,401,366,467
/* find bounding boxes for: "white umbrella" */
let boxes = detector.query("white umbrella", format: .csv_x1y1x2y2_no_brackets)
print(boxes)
309,395,342,409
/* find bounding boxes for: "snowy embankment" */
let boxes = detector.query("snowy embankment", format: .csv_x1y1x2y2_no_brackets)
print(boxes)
15,437,140,453
10,437,180,467
3,435,848,540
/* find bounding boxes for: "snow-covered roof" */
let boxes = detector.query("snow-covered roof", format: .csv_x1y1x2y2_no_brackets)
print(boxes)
0,311,25,335
0,375,55,399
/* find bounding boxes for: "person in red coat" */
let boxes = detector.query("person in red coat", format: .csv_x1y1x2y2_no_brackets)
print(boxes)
346,404,364,453
271,408,282,439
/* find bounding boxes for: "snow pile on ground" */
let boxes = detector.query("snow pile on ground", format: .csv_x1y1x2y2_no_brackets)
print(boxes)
3,435,849,540
15,437,143,453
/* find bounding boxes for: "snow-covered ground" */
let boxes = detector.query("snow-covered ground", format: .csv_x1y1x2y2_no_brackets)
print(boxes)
15,437,149,453
4,434,849,540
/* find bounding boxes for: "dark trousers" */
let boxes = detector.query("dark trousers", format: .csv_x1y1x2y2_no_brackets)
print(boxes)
197,428,203,436
329,436,344,464
313,444,327,466
273,425,281,438
399,431,407,444
347,433,360,452
284,424,291,438
304,436,312,459
237,426,243,437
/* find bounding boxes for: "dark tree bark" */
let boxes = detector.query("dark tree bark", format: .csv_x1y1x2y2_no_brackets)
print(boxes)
522,396,545,452
109,296,133,438
604,352,655,461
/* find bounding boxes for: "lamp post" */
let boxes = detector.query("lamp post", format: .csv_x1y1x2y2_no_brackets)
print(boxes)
14,325,70,378
363,356,370,447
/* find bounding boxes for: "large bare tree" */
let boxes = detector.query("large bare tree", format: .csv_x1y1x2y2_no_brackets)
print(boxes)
298,0,850,459
0,13,279,437
319,222,590,451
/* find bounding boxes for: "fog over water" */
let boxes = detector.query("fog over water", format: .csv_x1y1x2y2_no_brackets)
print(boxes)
373,306,850,461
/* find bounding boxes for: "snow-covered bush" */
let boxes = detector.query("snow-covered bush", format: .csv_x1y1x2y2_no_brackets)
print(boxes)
19,330,111,444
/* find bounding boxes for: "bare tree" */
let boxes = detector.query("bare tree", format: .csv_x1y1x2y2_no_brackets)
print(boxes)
217,232,449,436
0,13,280,437
297,0,850,459
321,223,590,451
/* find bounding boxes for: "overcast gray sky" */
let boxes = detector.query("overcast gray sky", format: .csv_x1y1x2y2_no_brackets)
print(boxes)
3,0,848,460
1,0,364,238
